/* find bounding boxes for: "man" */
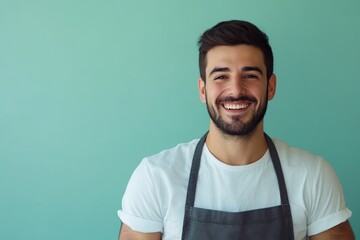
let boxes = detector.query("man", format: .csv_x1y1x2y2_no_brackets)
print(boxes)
118,20,354,239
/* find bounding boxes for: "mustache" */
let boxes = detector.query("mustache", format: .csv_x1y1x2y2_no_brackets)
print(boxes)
216,96,257,104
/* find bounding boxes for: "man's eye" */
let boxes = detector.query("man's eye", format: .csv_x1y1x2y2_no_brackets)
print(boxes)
243,74,258,79
215,75,227,80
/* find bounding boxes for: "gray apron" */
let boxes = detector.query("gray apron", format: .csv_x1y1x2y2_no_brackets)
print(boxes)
181,133,295,240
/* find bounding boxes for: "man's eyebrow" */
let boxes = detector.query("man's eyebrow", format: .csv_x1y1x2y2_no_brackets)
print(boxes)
208,67,230,77
242,66,264,76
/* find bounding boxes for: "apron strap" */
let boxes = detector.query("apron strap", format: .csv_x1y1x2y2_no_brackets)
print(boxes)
184,132,208,208
264,133,290,205
181,132,208,239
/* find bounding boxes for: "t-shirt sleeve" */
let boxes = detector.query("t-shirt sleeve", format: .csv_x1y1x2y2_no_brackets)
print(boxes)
306,158,352,236
118,159,163,233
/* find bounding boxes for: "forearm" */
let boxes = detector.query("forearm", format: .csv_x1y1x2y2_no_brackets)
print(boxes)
119,223,162,240
309,221,354,240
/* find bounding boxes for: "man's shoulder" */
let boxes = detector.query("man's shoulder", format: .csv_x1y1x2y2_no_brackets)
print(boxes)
272,138,325,168
143,138,200,168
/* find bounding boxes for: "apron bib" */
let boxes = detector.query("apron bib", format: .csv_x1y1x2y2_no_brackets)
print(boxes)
181,133,295,240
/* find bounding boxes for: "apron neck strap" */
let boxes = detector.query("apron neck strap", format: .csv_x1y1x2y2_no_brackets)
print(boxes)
184,132,208,208
264,133,290,205
184,132,290,208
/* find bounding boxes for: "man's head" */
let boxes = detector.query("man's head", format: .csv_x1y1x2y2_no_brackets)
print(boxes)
198,20,273,82
197,20,276,138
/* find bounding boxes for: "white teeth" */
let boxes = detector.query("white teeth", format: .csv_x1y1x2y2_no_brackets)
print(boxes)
224,104,248,110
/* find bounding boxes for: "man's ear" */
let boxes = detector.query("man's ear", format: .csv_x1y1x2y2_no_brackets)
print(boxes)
198,77,206,103
267,74,276,100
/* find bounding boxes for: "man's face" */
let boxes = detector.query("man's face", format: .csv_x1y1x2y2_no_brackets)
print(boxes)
198,44,276,137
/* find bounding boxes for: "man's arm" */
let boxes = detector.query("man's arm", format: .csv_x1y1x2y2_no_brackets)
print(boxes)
309,221,354,240
118,223,162,240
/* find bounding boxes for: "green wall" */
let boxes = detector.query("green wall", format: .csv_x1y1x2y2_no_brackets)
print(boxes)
1,0,358,239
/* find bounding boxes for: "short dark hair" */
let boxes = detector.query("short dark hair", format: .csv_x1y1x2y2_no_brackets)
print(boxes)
198,20,273,81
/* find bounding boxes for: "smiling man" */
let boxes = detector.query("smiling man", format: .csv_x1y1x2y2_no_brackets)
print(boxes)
117,20,354,240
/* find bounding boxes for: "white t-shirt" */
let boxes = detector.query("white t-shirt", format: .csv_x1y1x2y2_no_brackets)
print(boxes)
118,138,352,240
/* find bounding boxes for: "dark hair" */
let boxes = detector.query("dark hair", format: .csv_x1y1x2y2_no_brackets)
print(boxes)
198,20,273,81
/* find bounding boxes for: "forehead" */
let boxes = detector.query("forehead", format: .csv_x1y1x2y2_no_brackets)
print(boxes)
205,44,266,74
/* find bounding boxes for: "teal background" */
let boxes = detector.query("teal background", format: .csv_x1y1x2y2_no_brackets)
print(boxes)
1,0,359,239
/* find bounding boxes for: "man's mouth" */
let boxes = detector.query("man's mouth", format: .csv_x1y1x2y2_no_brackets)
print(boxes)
223,103,249,110
217,96,256,112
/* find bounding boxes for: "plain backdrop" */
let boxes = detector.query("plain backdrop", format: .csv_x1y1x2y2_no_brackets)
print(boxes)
1,0,359,239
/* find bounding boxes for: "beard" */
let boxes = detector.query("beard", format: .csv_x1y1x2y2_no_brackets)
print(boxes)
205,94,268,138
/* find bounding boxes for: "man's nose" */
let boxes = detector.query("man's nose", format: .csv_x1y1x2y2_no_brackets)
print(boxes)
229,75,246,95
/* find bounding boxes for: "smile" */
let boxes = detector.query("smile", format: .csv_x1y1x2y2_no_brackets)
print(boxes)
223,103,249,110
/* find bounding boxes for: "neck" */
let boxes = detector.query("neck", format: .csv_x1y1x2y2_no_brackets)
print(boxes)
206,122,268,166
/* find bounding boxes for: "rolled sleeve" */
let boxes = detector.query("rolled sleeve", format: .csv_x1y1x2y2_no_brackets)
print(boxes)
307,208,352,236
118,159,163,233
307,158,352,235
118,210,163,233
